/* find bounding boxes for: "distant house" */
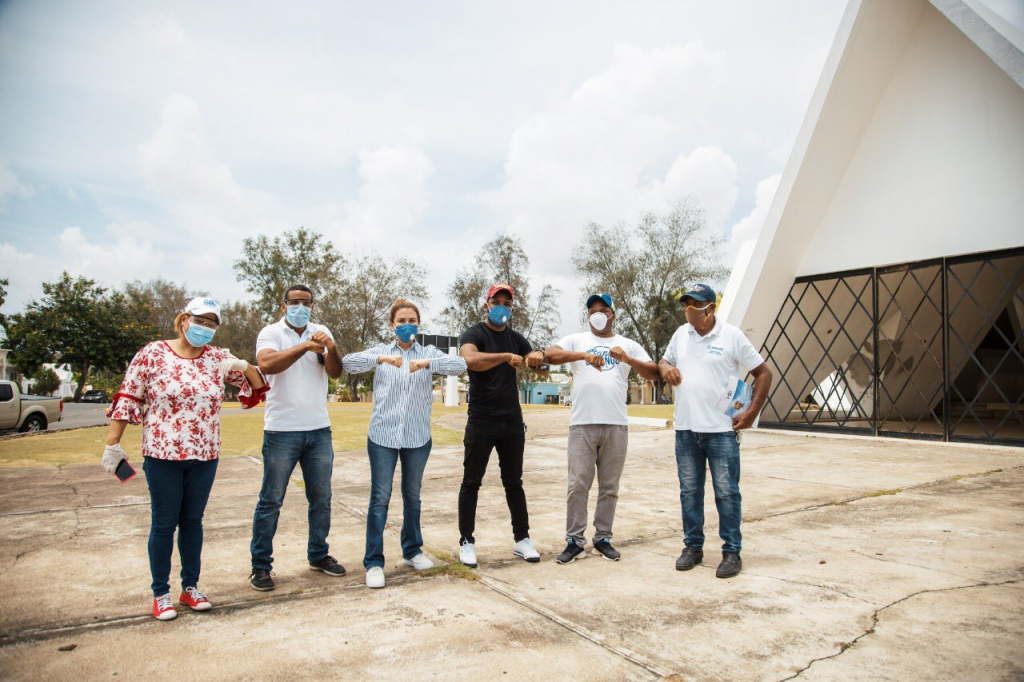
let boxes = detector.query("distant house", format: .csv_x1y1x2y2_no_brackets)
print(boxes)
522,372,570,405
724,0,1024,445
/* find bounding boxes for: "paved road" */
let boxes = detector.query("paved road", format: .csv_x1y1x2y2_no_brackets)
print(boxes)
50,402,111,430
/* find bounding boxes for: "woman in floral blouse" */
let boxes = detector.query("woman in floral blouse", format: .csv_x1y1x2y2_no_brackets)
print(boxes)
101,297,267,621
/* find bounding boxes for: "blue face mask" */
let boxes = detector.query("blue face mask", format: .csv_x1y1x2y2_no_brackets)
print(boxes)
285,304,311,328
395,323,418,343
488,305,511,326
184,323,216,348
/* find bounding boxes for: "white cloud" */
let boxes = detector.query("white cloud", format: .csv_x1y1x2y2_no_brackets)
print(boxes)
0,160,33,209
725,173,781,267
134,13,194,53
0,243,47,312
324,144,435,243
139,94,250,222
481,42,740,332
57,224,165,282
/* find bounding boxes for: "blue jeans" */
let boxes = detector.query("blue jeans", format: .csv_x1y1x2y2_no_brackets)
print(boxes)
675,430,742,555
142,456,219,596
251,427,334,570
364,438,431,569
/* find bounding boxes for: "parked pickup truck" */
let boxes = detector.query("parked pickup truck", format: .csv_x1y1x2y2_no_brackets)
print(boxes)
0,380,64,433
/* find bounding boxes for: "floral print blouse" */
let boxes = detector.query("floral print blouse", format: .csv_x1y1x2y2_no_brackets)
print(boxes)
107,341,268,461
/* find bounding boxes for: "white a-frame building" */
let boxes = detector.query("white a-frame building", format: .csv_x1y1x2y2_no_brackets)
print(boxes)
724,0,1024,445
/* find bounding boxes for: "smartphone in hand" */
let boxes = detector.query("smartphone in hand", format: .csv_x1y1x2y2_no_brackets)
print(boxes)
113,459,137,483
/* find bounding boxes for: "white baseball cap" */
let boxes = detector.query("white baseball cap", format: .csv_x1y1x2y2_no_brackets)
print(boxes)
184,297,222,324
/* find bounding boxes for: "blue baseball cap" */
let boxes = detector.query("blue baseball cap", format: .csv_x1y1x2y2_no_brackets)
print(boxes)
585,294,614,310
679,284,716,303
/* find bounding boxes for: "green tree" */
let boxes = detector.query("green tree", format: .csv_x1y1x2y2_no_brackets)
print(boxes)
32,367,61,396
84,368,124,400
571,200,728,398
234,228,346,314
231,228,431,402
123,278,207,340
1,272,155,400
321,253,429,401
215,300,267,364
446,233,561,347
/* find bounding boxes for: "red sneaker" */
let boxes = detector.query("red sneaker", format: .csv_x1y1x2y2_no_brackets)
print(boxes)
179,586,212,611
152,594,177,621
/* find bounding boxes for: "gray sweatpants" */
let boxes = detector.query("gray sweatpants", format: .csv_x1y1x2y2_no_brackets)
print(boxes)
566,424,629,546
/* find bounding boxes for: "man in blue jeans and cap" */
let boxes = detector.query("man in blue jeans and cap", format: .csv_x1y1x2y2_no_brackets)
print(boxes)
658,283,772,578
249,284,346,591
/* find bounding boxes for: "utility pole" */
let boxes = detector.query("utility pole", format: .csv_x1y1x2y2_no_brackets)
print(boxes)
443,307,459,406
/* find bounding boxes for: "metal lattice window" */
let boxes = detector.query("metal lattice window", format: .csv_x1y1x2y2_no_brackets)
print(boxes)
946,250,1024,444
760,269,874,433
758,246,1024,446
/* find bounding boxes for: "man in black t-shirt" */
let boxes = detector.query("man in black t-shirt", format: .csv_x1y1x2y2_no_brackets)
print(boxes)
457,283,547,568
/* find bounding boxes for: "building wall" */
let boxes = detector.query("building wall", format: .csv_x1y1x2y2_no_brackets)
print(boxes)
728,0,1024,350
798,3,1024,278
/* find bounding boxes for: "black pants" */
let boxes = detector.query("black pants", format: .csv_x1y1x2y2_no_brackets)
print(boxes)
458,417,529,543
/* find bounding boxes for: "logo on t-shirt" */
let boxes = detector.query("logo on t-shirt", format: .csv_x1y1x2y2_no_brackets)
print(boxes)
585,346,619,371
707,345,725,356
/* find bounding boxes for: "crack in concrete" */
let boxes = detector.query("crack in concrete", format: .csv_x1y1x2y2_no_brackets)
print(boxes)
777,537,991,584
473,571,674,679
740,571,883,606
779,578,1024,680
0,491,259,518
0,574,419,647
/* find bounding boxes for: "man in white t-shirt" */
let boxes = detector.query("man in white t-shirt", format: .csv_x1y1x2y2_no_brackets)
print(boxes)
248,284,346,592
658,283,772,579
544,294,660,564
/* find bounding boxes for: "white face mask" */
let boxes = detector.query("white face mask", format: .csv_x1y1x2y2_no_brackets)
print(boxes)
589,312,609,332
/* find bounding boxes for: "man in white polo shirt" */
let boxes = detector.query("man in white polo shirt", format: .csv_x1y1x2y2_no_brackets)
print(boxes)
545,294,661,565
658,284,772,579
249,284,345,591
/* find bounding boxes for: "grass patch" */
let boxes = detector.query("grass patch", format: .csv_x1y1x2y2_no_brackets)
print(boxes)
418,562,481,581
863,488,902,498
0,403,469,469
417,548,480,581
626,405,674,420
945,468,1003,483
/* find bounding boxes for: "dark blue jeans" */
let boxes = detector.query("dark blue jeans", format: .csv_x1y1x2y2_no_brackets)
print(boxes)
364,438,431,569
675,430,742,555
142,456,219,597
250,427,334,570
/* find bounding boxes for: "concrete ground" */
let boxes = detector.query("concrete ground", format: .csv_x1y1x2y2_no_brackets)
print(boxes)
0,413,1022,680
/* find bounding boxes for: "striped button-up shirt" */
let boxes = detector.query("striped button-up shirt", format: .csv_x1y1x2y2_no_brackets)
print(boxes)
343,340,467,449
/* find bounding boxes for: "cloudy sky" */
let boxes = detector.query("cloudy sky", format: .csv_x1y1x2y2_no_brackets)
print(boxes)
0,0,849,337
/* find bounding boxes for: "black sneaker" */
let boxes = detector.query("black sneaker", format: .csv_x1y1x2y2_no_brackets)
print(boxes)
309,555,347,576
716,553,742,579
555,540,585,564
592,539,621,561
249,568,275,591
675,547,703,571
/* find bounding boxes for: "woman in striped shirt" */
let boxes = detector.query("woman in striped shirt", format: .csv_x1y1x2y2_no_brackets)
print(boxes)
343,299,467,589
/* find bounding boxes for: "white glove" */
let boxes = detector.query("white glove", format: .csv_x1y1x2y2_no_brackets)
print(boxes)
220,357,249,377
102,443,127,473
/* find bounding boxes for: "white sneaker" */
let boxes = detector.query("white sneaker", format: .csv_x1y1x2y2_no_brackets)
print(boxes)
513,537,540,563
403,553,434,571
459,542,478,568
365,566,385,589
